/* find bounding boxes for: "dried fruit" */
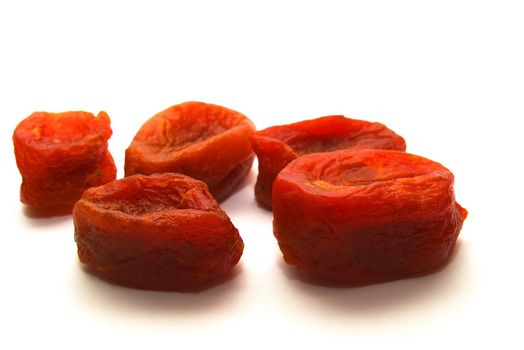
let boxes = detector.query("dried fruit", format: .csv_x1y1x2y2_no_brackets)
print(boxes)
125,101,255,201
250,115,406,208
12,111,116,215
73,173,244,291
272,149,467,285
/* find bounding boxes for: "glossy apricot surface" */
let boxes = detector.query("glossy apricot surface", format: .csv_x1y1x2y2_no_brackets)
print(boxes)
125,102,255,201
251,115,406,208
272,149,467,284
13,111,116,214
73,173,244,291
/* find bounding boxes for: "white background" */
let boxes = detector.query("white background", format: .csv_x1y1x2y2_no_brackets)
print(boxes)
1,1,523,349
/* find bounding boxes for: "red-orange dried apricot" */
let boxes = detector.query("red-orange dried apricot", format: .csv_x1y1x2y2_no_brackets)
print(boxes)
13,111,116,214
250,115,406,208
125,102,255,201
73,173,244,291
272,149,467,285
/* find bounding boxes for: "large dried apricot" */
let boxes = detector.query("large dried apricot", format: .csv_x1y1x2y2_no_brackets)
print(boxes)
250,115,406,208
73,173,244,291
272,149,467,285
13,111,116,214
125,102,255,201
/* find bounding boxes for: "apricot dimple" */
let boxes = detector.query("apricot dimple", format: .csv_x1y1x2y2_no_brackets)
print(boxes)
144,114,231,154
86,174,219,215
299,151,439,188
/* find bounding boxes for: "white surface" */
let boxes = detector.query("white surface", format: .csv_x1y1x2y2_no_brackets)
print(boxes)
1,1,523,349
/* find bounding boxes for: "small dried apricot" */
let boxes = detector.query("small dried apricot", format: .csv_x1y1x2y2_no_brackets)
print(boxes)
13,111,116,214
272,149,467,285
250,115,406,208
73,173,244,291
125,102,255,201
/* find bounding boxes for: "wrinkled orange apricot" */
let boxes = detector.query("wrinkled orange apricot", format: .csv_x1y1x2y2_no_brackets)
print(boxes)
73,173,244,291
272,149,467,285
13,111,116,215
125,102,255,201
250,115,406,208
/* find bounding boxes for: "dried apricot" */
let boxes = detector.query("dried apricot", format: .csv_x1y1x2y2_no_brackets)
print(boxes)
125,102,256,201
272,149,467,285
250,115,406,208
73,173,244,291
13,111,116,214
